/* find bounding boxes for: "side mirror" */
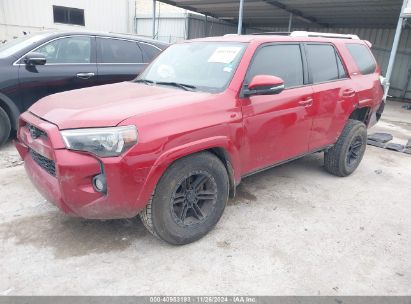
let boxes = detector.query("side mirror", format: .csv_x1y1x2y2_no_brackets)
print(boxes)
244,75,285,97
24,52,46,66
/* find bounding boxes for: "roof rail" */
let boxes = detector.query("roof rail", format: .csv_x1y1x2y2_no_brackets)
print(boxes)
290,31,360,40
250,32,290,36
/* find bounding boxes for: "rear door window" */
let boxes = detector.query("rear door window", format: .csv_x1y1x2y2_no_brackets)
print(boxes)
98,38,143,64
247,44,304,88
346,43,376,75
306,44,340,83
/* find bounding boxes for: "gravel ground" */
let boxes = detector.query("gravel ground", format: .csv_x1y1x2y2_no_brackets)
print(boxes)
0,100,410,295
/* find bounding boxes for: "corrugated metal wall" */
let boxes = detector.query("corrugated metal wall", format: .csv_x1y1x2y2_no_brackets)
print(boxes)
187,15,237,39
135,14,188,42
0,0,133,41
135,13,237,43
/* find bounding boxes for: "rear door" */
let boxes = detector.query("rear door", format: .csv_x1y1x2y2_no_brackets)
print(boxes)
96,37,146,85
18,35,97,110
305,43,358,150
241,43,314,174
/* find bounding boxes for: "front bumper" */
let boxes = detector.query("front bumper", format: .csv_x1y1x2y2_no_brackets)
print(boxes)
16,112,151,219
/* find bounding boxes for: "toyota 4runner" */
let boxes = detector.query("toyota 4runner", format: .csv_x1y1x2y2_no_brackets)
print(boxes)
15,31,384,245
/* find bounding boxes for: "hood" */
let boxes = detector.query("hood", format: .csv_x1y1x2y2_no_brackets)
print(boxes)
29,82,210,129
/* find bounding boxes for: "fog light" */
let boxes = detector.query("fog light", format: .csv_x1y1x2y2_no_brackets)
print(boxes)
93,174,107,193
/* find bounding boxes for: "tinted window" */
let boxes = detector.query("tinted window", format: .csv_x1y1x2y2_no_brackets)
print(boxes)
306,44,339,83
36,36,91,63
98,38,143,63
247,44,304,88
139,43,161,62
346,43,376,75
53,6,85,26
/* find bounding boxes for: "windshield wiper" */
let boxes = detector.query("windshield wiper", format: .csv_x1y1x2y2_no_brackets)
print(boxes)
135,79,154,85
155,81,197,91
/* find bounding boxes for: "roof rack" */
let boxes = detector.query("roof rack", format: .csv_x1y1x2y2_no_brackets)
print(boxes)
248,31,360,40
290,31,360,40
250,32,290,36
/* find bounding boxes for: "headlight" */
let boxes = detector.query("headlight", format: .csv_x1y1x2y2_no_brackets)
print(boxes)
61,126,138,157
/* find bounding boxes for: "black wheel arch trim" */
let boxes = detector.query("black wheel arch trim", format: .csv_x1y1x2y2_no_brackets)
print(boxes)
207,147,237,198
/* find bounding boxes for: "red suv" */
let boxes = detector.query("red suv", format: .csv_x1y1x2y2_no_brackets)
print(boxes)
15,32,384,245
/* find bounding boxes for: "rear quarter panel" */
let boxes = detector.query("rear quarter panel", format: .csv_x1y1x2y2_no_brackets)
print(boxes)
338,41,383,111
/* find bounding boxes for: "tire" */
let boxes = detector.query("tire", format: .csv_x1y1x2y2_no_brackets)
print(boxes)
0,107,11,146
324,119,367,177
140,152,229,245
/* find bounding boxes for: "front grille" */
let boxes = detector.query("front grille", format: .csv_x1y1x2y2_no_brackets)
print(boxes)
30,149,56,176
27,124,47,139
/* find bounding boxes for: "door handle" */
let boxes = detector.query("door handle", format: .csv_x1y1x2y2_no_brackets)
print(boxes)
298,97,313,107
76,72,95,79
342,88,356,97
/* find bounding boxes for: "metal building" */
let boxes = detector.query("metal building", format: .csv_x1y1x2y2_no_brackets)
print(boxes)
135,12,238,43
0,0,136,41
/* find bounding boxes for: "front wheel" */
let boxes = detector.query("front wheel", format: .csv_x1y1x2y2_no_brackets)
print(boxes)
324,119,367,177
140,152,229,245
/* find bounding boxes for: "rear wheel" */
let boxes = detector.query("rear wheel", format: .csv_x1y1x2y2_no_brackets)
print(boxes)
0,107,11,146
324,119,367,177
140,152,229,245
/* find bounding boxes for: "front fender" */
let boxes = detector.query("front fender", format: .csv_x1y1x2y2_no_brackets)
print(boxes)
134,136,241,210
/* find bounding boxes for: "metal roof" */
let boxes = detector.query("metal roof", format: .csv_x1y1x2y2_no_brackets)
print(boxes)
157,0,403,29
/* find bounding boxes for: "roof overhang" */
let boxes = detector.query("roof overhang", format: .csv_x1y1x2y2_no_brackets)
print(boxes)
157,0,403,29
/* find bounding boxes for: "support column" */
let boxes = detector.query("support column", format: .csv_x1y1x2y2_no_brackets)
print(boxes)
205,15,208,37
152,0,156,39
384,0,408,100
237,0,245,35
288,13,293,32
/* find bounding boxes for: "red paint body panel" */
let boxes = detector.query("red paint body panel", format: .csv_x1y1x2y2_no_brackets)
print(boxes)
16,35,384,219
241,86,314,173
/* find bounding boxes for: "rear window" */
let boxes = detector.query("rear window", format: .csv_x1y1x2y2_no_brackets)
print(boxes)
346,43,376,75
98,38,143,64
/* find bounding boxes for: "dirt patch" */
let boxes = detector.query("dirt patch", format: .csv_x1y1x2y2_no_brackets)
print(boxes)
0,213,148,259
228,184,257,205
0,148,23,169
216,240,231,248
378,154,399,167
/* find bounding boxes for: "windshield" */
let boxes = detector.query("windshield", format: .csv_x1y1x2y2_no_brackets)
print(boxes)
0,32,51,58
137,42,246,93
